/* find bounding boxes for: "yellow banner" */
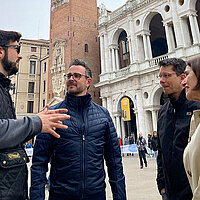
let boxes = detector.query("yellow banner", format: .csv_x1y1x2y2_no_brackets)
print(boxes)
121,97,131,121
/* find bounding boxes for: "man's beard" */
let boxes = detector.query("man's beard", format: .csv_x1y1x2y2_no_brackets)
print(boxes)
1,53,18,76
67,83,85,96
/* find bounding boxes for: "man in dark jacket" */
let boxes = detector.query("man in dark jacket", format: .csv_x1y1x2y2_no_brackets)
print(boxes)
156,58,200,200
30,59,126,200
136,133,147,169
0,29,70,200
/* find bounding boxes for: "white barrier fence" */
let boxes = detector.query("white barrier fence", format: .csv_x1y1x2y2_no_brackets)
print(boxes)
120,144,151,154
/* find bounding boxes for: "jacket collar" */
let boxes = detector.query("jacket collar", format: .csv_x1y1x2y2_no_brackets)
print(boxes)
0,72,11,89
169,89,186,108
64,92,92,109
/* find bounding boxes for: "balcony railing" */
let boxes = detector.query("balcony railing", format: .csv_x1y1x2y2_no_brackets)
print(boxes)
149,55,169,67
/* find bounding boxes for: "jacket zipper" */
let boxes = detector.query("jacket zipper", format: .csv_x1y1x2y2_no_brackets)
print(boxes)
81,122,85,199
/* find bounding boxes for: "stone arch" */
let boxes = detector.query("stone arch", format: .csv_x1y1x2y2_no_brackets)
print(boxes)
114,93,137,141
143,11,168,58
113,92,135,113
150,84,162,106
142,11,165,31
111,28,129,45
110,28,131,69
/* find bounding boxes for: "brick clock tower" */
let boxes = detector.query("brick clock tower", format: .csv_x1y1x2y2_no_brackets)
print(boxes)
48,0,101,105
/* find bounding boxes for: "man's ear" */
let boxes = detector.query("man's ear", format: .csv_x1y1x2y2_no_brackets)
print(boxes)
180,73,186,81
86,77,92,89
0,46,5,60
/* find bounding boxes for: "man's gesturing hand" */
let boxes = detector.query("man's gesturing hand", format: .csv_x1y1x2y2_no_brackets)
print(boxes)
37,105,70,138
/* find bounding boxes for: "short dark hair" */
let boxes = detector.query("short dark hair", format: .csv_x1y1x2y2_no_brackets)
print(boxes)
158,58,186,76
187,55,200,90
69,59,92,78
0,30,21,46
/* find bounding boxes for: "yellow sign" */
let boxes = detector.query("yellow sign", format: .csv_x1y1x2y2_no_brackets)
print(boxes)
121,97,131,121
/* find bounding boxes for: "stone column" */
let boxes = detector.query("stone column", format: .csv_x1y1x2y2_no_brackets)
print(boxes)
102,97,107,108
128,37,133,63
112,47,116,71
129,17,135,63
193,15,200,43
179,17,190,47
151,110,158,131
146,34,152,59
142,34,149,60
108,47,112,72
135,90,146,137
171,1,184,47
104,33,109,73
188,14,199,44
134,110,139,140
115,47,120,70
100,35,105,74
121,117,126,140
164,23,172,53
116,114,122,137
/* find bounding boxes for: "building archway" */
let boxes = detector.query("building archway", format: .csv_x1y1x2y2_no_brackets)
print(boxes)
118,31,130,69
149,13,168,57
119,96,137,143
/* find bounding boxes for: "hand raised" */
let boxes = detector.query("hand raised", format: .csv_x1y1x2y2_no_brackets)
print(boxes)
37,105,70,138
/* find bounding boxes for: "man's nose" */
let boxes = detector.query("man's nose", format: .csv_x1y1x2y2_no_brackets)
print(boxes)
160,76,165,83
18,53,22,60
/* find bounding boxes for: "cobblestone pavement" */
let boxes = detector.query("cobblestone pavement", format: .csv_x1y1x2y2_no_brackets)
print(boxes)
28,154,161,200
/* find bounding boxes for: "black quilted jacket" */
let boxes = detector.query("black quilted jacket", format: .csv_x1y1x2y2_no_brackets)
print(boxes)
0,72,39,200
30,93,126,200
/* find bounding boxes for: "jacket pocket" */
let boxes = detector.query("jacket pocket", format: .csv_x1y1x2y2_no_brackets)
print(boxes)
0,149,29,169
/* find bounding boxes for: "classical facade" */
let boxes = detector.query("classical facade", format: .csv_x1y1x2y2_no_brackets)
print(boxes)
48,0,101,104
10,39,49,118
97,0,200,140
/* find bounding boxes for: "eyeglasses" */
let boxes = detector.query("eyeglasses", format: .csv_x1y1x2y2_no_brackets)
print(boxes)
157,72,177,79
65,73,89,80
1,44,21,54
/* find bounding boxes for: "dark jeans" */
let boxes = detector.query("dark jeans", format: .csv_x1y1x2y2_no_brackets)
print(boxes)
138,150,147,167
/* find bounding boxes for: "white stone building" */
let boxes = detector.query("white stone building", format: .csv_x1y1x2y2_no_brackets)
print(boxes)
96,0,200,140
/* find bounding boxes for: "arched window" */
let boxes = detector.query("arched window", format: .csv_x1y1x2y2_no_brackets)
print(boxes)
85,44,88,53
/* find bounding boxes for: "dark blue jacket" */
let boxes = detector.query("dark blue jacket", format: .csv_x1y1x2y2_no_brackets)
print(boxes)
30,93,126,200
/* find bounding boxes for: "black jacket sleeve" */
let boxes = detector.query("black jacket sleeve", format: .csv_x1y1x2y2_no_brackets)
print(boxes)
156,111,165,194
0,116,42,150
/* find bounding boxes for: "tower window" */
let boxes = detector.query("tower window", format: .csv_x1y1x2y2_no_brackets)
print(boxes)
85,44,88,53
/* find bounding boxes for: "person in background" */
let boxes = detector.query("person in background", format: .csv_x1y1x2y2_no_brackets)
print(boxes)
156,58,200,200
0,29,70,200
118,136,122,146
151,131,158,160
124,136,129,145
30,59,126,200
136,132,147,169
182,55,200,200
129,135,134,145
147,134,152,155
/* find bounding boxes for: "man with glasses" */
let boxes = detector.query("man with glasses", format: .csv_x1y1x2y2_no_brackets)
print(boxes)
156,58,200,200
0,29,70,200
30,59,126,200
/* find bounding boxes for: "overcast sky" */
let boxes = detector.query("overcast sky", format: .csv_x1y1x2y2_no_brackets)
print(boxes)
0,0,126,40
